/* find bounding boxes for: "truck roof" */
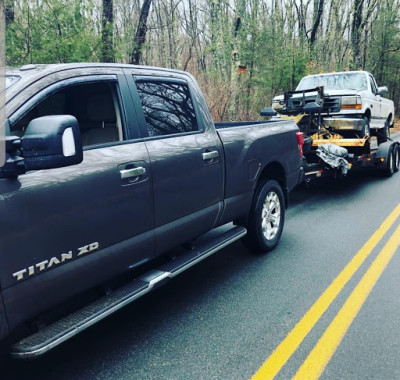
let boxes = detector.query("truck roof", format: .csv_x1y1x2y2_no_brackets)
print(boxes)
4,62,195,108
306,71,370,78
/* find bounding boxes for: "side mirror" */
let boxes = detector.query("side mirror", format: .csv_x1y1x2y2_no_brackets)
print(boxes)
22,115,83,170
378,86,388,96
303,102,321,114
260,107,277,117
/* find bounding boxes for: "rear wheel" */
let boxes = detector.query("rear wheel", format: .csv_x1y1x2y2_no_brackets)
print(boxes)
383,146,394,177
242,179,285,252
377,121,390,145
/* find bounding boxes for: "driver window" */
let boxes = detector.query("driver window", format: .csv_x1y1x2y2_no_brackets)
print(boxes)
11,81,124,147
369,76,378,95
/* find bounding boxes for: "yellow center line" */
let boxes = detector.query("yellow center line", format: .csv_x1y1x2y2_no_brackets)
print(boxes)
293,222,400,379
251,203,400,380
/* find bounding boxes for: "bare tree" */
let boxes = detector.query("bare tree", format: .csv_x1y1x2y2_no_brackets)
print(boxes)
130,0,152,65
350,0,378,69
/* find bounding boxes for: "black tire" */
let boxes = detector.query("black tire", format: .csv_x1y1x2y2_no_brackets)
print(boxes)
360,116,370,138
393,144,399,173
242,179,285,252
0,342,10,367
383,146,394,177
377,121,390,145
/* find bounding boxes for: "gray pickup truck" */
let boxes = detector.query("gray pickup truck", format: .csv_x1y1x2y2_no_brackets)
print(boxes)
0,63,302,358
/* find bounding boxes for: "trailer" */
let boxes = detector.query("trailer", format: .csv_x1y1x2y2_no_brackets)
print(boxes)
262,85,400,184
300,130,400,184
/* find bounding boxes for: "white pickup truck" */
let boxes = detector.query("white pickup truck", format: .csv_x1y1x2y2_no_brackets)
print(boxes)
272,71,395,144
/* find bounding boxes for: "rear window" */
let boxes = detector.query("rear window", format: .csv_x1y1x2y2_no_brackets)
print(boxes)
135,80,199,137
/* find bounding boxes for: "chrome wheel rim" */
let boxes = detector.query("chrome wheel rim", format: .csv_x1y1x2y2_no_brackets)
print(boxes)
261,191,281,240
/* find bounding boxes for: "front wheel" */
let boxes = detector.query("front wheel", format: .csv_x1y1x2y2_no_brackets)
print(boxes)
242,179,285,253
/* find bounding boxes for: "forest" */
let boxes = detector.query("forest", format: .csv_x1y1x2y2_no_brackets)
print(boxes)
3,0,400,120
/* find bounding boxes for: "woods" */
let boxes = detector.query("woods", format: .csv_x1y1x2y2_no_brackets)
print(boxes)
4,0,400,120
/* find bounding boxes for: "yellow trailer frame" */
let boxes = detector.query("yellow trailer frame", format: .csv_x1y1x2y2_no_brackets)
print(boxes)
280,114,370,148
310,133,369,147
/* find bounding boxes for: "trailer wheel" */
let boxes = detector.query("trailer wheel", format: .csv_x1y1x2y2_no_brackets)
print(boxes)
383,146,394,177
242,179,285,253
377,121,390,145
360,116,370,138
393,144,399,173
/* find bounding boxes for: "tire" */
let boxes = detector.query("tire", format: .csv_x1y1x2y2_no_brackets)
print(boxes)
393,144,400,173
242,179,285,252
383,146,394,177
360,116,370,138
377,120,390,145
0,342,10,366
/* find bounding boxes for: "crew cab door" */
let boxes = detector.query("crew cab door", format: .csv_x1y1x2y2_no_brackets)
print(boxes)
1,69,155,328
125,73,224,255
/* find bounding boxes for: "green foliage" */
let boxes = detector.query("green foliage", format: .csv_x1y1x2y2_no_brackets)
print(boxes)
5,0,400,117
6,0,100,65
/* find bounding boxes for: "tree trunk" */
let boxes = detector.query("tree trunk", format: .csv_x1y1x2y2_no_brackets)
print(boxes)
130,0,152,65
228,15,242,120
350,0,363,69
350,0,377,70
101,0,114,63
310,0,324,47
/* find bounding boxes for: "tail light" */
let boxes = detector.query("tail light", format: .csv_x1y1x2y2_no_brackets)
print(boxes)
296,131,304,157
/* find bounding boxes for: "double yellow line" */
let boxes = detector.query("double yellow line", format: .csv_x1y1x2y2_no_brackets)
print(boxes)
251,203,400,380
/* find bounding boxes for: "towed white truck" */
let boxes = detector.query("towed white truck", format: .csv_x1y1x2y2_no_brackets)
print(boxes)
272,71,395,144
268,70,399,181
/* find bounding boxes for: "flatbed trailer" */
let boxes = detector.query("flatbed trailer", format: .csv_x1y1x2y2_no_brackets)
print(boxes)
269,90,400,183
301,131,400,183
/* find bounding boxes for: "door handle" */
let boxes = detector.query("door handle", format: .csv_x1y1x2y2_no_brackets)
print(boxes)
120,166,146,180
202,151,219,161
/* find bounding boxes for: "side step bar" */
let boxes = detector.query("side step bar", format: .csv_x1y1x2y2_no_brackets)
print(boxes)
11,225,247,359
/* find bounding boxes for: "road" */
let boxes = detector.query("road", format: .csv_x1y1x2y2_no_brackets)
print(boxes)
2,141,400,379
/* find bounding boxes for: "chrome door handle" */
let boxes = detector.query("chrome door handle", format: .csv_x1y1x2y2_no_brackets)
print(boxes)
202,151,219,161
120,166,146,180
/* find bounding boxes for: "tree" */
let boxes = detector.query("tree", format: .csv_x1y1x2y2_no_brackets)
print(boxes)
130,0,152,65
102,0,115,63
350,0,378,69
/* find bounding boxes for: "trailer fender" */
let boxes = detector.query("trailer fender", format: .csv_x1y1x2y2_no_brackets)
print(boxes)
374,141,397,177
374,141,393,168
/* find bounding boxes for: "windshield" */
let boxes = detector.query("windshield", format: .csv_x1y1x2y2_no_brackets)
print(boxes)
296,73,368,92
5,75,21,89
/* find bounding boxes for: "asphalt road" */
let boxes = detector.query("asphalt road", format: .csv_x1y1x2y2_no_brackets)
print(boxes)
2,138,400,380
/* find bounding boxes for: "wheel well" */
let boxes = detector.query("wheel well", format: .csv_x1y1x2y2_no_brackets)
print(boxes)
234,162,287,228
364,109,371,121
256,162,288,207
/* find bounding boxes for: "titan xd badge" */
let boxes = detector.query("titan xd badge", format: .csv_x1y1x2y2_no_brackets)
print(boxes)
12,242,100,281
